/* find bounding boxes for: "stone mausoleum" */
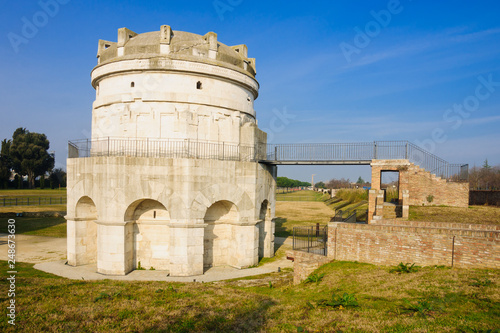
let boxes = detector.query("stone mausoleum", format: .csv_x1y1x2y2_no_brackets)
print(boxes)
66,25,276,276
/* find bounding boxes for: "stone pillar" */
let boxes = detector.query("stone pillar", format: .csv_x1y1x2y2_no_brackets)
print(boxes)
263,218,275,258
402,190,409,219
96,222,134,275
231,224,259,268
373,190,385,222
66,218,98,266
368,190,377,223
169,222,204,276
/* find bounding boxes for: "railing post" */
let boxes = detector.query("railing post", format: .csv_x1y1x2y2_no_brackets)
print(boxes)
307,228,311,253
222,142,225,160
405,142,408,159
274,146,278,161
107,137,110,156
374,142,377,159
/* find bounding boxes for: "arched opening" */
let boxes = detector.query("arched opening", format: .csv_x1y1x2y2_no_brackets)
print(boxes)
203,200,238,270
196,81,202,89
75,196,98,265
125,199,170,270
258,200,270,259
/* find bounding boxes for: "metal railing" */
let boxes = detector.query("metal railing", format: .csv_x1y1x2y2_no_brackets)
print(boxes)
68,139,468,181
68,138,263,161
267,141,468,181
0,197,66,207
292,224,328,256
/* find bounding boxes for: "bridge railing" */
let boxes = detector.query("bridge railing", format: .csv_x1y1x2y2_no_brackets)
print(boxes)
267,141,468,181
68,139,468,181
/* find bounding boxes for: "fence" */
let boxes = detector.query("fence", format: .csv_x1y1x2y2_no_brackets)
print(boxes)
69,138,263,162
0,197,66,207
292,224,328,256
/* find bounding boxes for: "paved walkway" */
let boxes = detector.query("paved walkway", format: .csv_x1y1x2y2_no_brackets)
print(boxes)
0,233,293,282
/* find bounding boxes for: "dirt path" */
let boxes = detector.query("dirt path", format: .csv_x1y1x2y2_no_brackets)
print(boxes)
0,234,66,263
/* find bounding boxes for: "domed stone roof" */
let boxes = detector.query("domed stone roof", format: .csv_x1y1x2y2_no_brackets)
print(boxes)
95,26,256,78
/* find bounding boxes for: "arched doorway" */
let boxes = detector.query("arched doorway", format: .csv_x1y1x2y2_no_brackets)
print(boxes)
74,196,98,265
203,200,238,270
124,199,170,270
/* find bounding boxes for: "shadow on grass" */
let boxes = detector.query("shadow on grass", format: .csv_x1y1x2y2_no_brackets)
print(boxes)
274,217,289,238
0,216,66,237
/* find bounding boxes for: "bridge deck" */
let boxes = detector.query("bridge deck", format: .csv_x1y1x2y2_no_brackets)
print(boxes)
260,160,373,165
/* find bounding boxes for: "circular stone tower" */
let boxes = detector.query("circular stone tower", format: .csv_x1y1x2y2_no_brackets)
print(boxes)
66,26,276,277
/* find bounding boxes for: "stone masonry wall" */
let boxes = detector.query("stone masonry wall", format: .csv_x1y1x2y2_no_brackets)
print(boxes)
287,250,331,285
328,221,499,269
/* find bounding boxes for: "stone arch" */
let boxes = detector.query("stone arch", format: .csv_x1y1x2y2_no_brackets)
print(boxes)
74,196,98,264
258,200,271,259
124,199,170,270
203,200,239,270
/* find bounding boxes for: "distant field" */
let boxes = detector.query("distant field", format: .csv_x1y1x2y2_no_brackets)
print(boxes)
276,190,330,202
410,205,500,225
275,201,333,237
0,188,67,197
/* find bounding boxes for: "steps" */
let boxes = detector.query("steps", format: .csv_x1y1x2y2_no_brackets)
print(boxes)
382,202,402,219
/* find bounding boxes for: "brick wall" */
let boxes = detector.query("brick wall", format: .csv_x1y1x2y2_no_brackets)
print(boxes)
470,190,500,206
406,163,469,207
370,160,469,210
327,221,499,269
287,250,331,285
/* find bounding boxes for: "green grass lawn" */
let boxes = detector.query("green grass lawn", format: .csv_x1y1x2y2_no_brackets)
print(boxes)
0,216,67,237
1,260,498,332
409,205,500,225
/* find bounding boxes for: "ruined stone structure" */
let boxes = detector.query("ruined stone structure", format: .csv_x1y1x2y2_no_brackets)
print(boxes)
368,159,469,222
66,26,276,276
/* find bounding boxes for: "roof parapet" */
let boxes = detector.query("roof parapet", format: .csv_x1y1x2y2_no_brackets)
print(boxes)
160,25,173,54
117,27,138,56
97,40,116,64
230,44,248,58
204,32,218,59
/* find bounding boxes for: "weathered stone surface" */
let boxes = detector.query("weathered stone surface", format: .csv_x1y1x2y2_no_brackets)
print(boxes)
67,26,276,277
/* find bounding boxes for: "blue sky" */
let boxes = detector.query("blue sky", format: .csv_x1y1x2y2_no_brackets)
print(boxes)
1,0,500,184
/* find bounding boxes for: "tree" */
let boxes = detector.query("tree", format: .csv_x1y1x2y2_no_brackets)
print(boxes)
356,176,365,184
483,159,492,169
326,177,351,189
276,176,311,188
9,128,54,189
49,168,67,188
315,181,326,189
0,139,12,188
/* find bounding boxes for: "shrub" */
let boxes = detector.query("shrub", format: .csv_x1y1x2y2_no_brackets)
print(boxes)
304,273,325,284
319,292,359,309
391,262,419,274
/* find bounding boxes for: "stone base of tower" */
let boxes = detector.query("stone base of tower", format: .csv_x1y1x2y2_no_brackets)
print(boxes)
66,156,276,277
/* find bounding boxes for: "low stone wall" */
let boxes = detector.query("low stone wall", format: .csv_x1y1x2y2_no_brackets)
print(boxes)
287,250,331,285
470,190,500,206
328,221,499,269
